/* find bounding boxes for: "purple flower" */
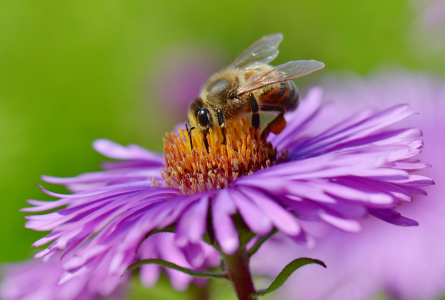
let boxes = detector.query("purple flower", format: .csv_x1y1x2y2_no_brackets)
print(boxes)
0,254,127,300
137,233,220,291
252,71,445,300
22,85,432,285
0,233,219,300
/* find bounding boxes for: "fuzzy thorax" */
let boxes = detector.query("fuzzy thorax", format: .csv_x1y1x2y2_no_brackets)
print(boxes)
161,117,289,195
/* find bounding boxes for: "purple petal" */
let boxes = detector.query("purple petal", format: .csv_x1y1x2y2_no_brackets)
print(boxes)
175,196,209,247
93,139,164,164
242,188,301,236
182,242,205,268
140,264,161,288
368,208,418,226
41,169,161,185
389,175,435,187
212,189,239,254
230,189,273,235
319,212,362,232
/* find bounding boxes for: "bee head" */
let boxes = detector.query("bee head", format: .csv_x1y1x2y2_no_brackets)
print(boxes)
188,97,214,134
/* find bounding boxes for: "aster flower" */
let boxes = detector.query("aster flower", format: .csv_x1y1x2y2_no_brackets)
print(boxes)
0,232,218,300
0,254,127,300
252,71,444,300
136,233,220,291
19,83,433,299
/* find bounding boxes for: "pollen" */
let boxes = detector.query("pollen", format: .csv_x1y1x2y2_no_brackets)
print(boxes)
161,117,289,195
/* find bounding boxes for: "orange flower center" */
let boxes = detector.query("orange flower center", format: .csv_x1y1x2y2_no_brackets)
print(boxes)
161,117,288,195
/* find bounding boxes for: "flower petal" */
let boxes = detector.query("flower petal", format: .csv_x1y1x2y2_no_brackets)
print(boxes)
175,196,209,247
212,189,239,254
242,188,301,236
230,189,273,235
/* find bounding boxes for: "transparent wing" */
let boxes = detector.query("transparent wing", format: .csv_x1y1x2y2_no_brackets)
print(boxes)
229,33,283,69
237,60,325,95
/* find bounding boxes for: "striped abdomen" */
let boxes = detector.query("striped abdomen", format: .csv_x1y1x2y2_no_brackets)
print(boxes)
258,80,300,112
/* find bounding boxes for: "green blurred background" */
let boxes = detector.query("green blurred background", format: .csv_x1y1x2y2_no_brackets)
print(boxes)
0,0,443,299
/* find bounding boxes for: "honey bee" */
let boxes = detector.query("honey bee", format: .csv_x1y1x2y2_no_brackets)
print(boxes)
187,33,324,148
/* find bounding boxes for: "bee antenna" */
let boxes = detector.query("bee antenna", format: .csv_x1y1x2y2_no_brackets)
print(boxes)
185,123,195,150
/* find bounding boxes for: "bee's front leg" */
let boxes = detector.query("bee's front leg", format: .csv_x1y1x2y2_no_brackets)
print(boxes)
249,93,261,139
185,122,195,150
217,108,227,145
259,106,286,139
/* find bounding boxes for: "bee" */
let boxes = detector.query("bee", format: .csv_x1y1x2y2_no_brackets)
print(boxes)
187,33,324,149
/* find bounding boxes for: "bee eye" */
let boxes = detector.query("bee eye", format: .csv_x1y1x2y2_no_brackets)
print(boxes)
197,107,211,128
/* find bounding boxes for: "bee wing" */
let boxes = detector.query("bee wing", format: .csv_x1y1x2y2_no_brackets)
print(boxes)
229,33,283,69
237,60,325,95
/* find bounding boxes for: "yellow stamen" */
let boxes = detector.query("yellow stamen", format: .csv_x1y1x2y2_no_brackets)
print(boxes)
161,117,288,195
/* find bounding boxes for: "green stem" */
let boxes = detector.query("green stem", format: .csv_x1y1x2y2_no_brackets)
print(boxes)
222,246,257,300
127,259,225,278
248,229,277,258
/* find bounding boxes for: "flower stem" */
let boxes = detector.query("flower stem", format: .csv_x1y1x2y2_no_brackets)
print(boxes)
222,246,257,300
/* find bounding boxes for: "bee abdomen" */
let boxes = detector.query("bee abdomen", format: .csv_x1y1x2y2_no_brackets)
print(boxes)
282,80,299,111
260,80,299,112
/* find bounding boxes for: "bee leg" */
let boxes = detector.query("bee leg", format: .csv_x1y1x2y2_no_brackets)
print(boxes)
203,136,210,153
217,108,227,145
185,123,195,150
260,106,286,139
249,93,261,138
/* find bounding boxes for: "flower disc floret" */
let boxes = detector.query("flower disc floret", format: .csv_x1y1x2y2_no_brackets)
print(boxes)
162,117,289,195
